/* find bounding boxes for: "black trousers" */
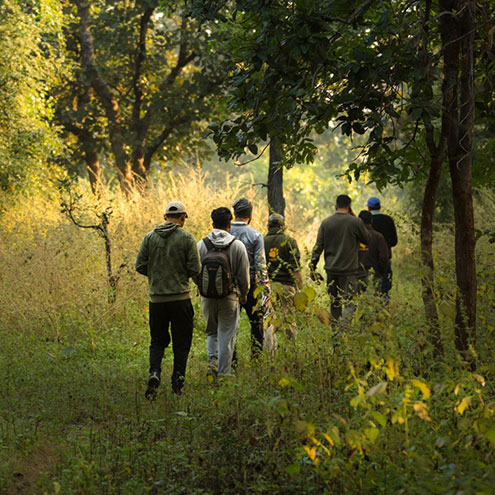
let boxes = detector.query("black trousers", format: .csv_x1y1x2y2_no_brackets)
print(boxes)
149,299,194,393
240,286,264,354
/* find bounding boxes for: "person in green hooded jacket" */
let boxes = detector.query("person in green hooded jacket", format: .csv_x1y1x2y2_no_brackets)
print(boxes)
136,201,201,398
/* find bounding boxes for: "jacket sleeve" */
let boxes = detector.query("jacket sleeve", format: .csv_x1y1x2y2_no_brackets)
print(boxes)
233,241,250,298
389,218,398,248
254,233,267,284
356,218,371,245
135,234,149,276
186,235,201,279
310,224,324,271
377,234,390,276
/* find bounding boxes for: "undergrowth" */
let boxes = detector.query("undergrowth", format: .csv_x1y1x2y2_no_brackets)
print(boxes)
0,171,494,494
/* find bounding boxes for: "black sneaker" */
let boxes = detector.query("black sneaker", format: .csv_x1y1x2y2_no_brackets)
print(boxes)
145,371,160,400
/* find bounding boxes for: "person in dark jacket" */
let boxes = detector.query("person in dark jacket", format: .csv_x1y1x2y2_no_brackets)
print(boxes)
310,195,370,326
263,213,302,349
357,210,390,292
367,197,398,298
136,201,201,399
230,197,267,356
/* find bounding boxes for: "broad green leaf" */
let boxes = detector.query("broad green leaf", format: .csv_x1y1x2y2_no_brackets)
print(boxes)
247,143,258,155
371,411,387,427
302,286,316,303
293,291,309,312
364,427,379,443
366,382,387,397
484,424,495,445
350,395,361,408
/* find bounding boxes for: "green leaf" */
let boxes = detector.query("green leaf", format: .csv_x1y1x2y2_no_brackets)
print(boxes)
247,143,258,155
293,291,309,312
364,427,379,443
484,424,495,445
285,463,301,475
366,382,387,397
371,411,387,427
302,286,316,303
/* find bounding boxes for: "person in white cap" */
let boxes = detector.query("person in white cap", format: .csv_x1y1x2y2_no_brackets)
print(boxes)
136,201,201,399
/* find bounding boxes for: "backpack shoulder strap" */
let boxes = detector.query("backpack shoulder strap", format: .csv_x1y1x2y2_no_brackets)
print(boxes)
203,237,214,251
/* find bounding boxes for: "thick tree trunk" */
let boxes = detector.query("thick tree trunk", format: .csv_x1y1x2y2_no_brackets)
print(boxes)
450,0,476,354
439,0,477,358
420,155,443,354
267,140,285,215
74,0,133,194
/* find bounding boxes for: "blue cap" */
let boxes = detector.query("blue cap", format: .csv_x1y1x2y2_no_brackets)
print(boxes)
367,196,381,208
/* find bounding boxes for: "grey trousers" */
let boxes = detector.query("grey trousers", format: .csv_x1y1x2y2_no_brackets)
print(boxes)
201,296,240,376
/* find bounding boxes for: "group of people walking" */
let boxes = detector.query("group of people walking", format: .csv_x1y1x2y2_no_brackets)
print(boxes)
135,194,397,399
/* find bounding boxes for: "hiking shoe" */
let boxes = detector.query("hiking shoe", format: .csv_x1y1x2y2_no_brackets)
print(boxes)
206,362,218,382
145,371,160,400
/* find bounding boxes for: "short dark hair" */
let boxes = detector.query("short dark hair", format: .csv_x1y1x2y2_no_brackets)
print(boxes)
336,194,351,209
368,204,381,211
232,197,253,218
211,207,233,229
358,210,372,225
166,212,185,219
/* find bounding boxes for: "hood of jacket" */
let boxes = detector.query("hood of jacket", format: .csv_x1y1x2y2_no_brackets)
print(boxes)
154,222,180,239
207,229,236,248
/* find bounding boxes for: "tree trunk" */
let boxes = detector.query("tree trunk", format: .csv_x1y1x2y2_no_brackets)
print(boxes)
439,0,477,358
420,154,443,354
84,148,101,195
267,139,285,215
450,0,476,355
74,0,134,194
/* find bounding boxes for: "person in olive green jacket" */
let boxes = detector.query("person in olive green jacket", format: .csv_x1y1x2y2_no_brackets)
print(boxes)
263,214,303,350
136,201,201,398
310,195,370,326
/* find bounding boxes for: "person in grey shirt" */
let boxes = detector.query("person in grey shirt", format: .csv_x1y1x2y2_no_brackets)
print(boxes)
197,207,250,377
230,197,267,356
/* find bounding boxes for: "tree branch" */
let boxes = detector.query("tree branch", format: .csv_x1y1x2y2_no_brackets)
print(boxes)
132,7,155,133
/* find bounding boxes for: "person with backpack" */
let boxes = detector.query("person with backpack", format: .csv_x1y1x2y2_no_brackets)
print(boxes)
197,207,250,377
135,201,201,399
230,197,267,356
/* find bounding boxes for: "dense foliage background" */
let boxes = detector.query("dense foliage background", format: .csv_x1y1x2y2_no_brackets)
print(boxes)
1,0,495,493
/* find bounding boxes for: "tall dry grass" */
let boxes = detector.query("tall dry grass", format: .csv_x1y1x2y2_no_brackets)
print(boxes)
0,167,318,344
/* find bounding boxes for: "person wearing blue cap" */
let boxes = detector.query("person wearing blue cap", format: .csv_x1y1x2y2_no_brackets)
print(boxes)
367,197,398,298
